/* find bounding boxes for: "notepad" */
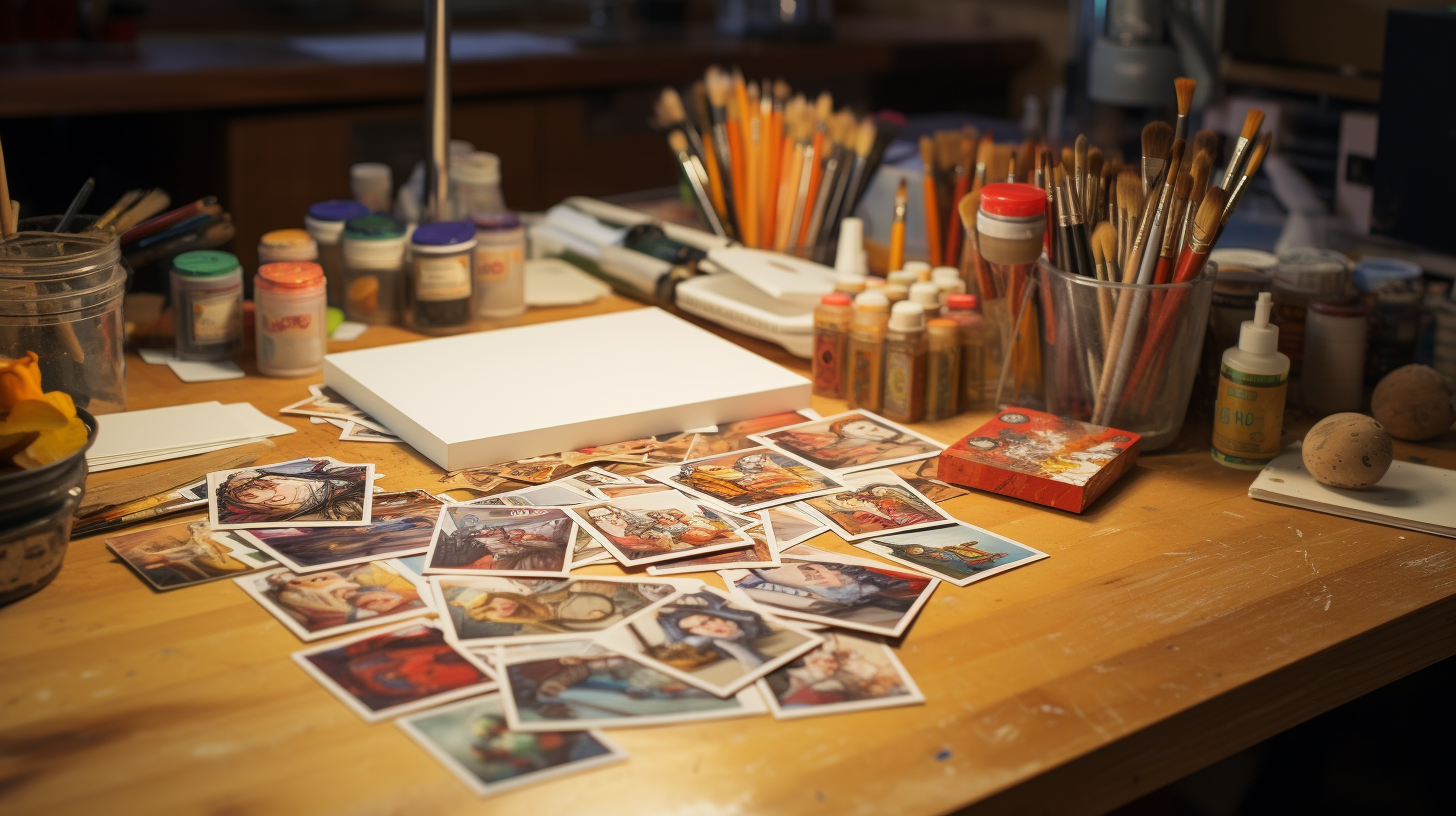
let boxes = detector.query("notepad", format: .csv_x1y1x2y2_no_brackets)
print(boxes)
88,402,296,472
1248,444,1456,538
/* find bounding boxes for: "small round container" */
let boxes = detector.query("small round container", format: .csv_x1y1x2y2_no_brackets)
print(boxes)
1303,301,1368,415
306,200,372,308
254,262,327,377
408,221,476,334
257,229,319,265
1354,257,1423,383
170,250,243,361
977,183,1046,266
0,407,95,606
351,162,394,214
472,212,526,319
1272,248,1353,377
1209,268,1273,365
1209,248,1278,275
932,266,966,299
342,215,408,325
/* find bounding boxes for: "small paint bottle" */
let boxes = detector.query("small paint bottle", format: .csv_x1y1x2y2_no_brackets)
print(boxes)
943,293,990,410
834,272,867,297
908,281,941,312
932,266,966,302
472,212,527,319
846,290,890,412
407,221,477,334
306,200,371,309
258,229,318,268
171,250,243,361
813,292,854,399
903,261,932,282
255,262,328,378
881,301,928,423
1213,292,1289,469
925,318,962,420
341,215,408,325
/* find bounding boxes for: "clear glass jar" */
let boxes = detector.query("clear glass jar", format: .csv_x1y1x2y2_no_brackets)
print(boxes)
0,215,127,414
170,250,243,361
341,215,407,325
255,262,327,378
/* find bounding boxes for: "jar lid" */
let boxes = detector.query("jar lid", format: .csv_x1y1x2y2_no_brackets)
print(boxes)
1310,301,1367,317
1210,248,1278,272
978,183,1046,218
173,250,239,277
821,292,852,306
344,214,406,240
888,300,926,331
451,151,501,185
1353,257,1422,291
260,229,316,250
927,317,959,330
308,200,371,223
946,293,979,310
258,262,324,290
471,211,522,231
1274,247,1351,292
412,221,476,246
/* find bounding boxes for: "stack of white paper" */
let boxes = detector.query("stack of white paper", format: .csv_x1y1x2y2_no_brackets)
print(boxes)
1249,444,1456,538
87,402,296,472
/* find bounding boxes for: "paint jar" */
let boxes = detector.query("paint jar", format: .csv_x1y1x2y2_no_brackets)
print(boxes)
881,301,927,423
1302,301,1367,415
1271,248,1352,378
978,183,1047,410
257,229,318,268
0,215,127,414
925,318,962,420
450,152,506,221
306,200,371,308
1353,257,1423,384
341,215,407,325
812,292,853,399
352,162,394,213
846,290,890,412
255,262,327,377
472,212,526,319
170,250,243,361
932,266,966,301
407,221,476,334
943,293,991,411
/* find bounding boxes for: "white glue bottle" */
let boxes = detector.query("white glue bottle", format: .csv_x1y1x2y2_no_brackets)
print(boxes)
1212,291,1290,470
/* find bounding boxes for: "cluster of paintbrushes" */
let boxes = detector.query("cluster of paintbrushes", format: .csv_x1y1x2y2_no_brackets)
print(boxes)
918,127,1031,270
103,192,236,269
1036,78,1271,425
654,66,901,262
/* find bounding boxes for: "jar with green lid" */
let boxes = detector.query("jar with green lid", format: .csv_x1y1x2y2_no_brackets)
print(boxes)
170,249,242,361
341,215,407,325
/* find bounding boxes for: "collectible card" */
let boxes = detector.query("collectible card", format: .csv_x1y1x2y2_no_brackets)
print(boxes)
852,522,1048,587
234,490,443,573
234,558,432,641
762,503,829,549
646,520,781,575
720,557,939,638
645,446,844,513
795,468,955,541
757,631,924,719
565,490,753,566
750,410,944,474
106,519,274,591
280,385,391,433
424,506,575,577
431,575,681,646
207,456,375,529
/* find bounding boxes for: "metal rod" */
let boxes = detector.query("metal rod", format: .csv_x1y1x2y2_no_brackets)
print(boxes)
424,0,451,222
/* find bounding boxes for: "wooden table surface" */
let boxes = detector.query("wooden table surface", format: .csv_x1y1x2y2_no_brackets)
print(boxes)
3,295,1454,816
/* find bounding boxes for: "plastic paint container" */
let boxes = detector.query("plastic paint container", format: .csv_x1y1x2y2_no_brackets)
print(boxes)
307,200,371,308
255,262,327,377
170,250,243,361
471,212,526,318
258,229,318,265
1271,248,1352,378
408,221,476,334
1353,257,1423,383
342,215,407,326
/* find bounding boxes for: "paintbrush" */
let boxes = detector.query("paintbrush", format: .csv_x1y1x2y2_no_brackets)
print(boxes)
888,177,908,273
705,67,738,231
656,88,708,165
1173,77,1196,142
942,132,976,265
111,188,171,233
794,92,832,252
1175,152,1212,261
1063,169,1095,277
120,196,215,245
804,114,849,253
920,135,942,266
1154,171,1192,284
1133,139,1185,286
669,130,727,238
1092,221,1118,340
1073,135,1088,212
774,97,810,252
971,132,994,192
56,177,95,233
1140,121,1174,196
1193,129,1220,169
1115,170,1143,270
1174,185,1228,284
1006,149,1018,183
1086,146,1103,221
0,130,14,239
1219,132,1270,239
1221,108,1265,190
1052,167,1072,271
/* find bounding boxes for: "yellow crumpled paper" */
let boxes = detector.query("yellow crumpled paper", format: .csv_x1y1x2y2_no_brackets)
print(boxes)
0,352,88,469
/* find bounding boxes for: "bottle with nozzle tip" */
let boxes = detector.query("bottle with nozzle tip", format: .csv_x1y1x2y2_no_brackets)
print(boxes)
1212,291,1289,469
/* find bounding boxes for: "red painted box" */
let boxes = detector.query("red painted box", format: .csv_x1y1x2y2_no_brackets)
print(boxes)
937,408,1140,513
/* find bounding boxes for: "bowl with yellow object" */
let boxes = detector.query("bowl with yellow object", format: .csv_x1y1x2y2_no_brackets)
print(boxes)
0,351,99,605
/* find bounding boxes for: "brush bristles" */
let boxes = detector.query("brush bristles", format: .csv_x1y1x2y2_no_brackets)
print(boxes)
658,88,685,126
668,130,690,154
1244,133,1272,178
855,120,877,157
1194,129,1219,161
1142,121,1174,163
1061,146,1074,171
1174,172,1192,201
1189,153,1212,201
1093,221,1117,265
1117,170,1143,212
814,92,833,123
1241,109,1265,141
959,136,975,169
773,79,789,105
1088,147,1103,178
706,67,730,107
957,189,980,230
919,136,935,173
1175,77,1196,115
1192,186,1229,245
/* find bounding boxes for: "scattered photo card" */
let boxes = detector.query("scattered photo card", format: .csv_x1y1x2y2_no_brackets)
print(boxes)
763,504,829,549
672,411,815,464
463,458,578,485
566,490,753,566
395,554,427,578
234,490,444,574
106,519,274,591
796,468,955,541
779,542,888,568
569,525,613,568
647,521,781,575
595,585,822,697
425,506,575,577
559,467,644,493
463,482,592,508
396,694,626,798
433,575,680,646
208,457,375,530
750,411,944,474
497,640,767,731
757,631,924,720
340,421,400,443
280,385,390,433
234,559,431,641
646,447,844,513
889,458,971,504
592,483,672,500
853,522,1048,587
721,558,938,638
292,621,495,722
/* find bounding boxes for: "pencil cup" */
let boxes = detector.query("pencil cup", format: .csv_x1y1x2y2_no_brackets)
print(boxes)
1038,259,1216,451
0,215,128,414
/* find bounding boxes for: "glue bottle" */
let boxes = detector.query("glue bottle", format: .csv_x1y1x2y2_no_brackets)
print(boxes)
1212,291,1289,469
881,301,928,423
812,292,854,399
846,290,890,411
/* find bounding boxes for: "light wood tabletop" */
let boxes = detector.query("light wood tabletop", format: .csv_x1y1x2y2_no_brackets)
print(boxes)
2,294,1453,816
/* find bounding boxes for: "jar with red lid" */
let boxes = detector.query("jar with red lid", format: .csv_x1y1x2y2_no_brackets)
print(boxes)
254,261,327,377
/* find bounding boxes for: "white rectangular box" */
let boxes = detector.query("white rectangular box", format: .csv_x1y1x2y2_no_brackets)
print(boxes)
324,307,810,471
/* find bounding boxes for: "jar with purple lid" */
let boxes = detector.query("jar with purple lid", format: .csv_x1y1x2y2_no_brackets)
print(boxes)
472,211,526,318
306,200,371,308
407,221,476,334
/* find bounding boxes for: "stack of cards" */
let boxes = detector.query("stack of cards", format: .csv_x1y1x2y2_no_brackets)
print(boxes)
285,384,403,444
88,401,295,472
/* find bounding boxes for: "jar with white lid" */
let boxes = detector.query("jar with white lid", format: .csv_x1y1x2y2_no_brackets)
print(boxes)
306,200,371,308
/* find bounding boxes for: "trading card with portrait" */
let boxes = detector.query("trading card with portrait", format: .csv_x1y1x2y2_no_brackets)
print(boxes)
569,525,613,568
853,522,1048,587
432,575,680,646
796,468,955,541
339,421,399,443
292,621,495,722
235,559,431,641
395,693,626,798
721,557,939,638
208,456,375,529
757,631,924,719
496,640,767,730
234,490,444,573
646,521,781,575
462,482,592,508
565,490,753,566
888,458,970,504
750,410,944,474
106,519,274,591
762,503,829,549
591,483,673,500
280,385,390,433
424,506,575,577
593,585,822,697
646,447,843,513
